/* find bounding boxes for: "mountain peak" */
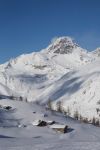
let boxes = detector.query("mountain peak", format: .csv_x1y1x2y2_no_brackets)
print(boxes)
93,47,100,56
51,36,75,45
46,36,79,54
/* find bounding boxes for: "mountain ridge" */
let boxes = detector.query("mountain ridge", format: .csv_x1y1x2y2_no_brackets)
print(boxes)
0,36,100,121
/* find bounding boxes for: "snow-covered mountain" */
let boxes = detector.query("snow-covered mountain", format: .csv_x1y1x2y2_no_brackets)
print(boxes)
92,47,100,57
0,36,100,121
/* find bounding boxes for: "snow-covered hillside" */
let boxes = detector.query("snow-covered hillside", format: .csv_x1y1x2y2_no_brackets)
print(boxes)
1,99,100,150
0,36,100,121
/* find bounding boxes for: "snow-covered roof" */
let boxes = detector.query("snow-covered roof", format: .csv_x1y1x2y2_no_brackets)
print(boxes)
49,124,67,129
32,120,40,126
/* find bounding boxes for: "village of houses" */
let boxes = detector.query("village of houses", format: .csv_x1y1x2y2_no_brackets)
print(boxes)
0,99,71,134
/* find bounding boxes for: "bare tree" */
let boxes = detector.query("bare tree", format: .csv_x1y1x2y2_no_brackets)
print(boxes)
74,110,79,120
83,117,89,123
65,106,71,116
95,119,100,126
47,99,52,110
92,117,96,125
56,101,62,112
96,108,100,114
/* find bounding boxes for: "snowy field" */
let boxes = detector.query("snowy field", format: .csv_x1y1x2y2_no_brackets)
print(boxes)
0,99,100,150
1,139,100,150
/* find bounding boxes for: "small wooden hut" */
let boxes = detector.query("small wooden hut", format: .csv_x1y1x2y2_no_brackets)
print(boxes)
32,120,47,127
50,124,68,133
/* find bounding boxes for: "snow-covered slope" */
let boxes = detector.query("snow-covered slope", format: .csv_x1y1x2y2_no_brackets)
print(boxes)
1,99,100,150
37,60,100,119
0,36,100,121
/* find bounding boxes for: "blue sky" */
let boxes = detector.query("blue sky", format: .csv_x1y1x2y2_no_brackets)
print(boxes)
0,0,100,63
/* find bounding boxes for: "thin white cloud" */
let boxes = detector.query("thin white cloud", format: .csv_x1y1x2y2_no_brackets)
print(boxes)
51,36,58,43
